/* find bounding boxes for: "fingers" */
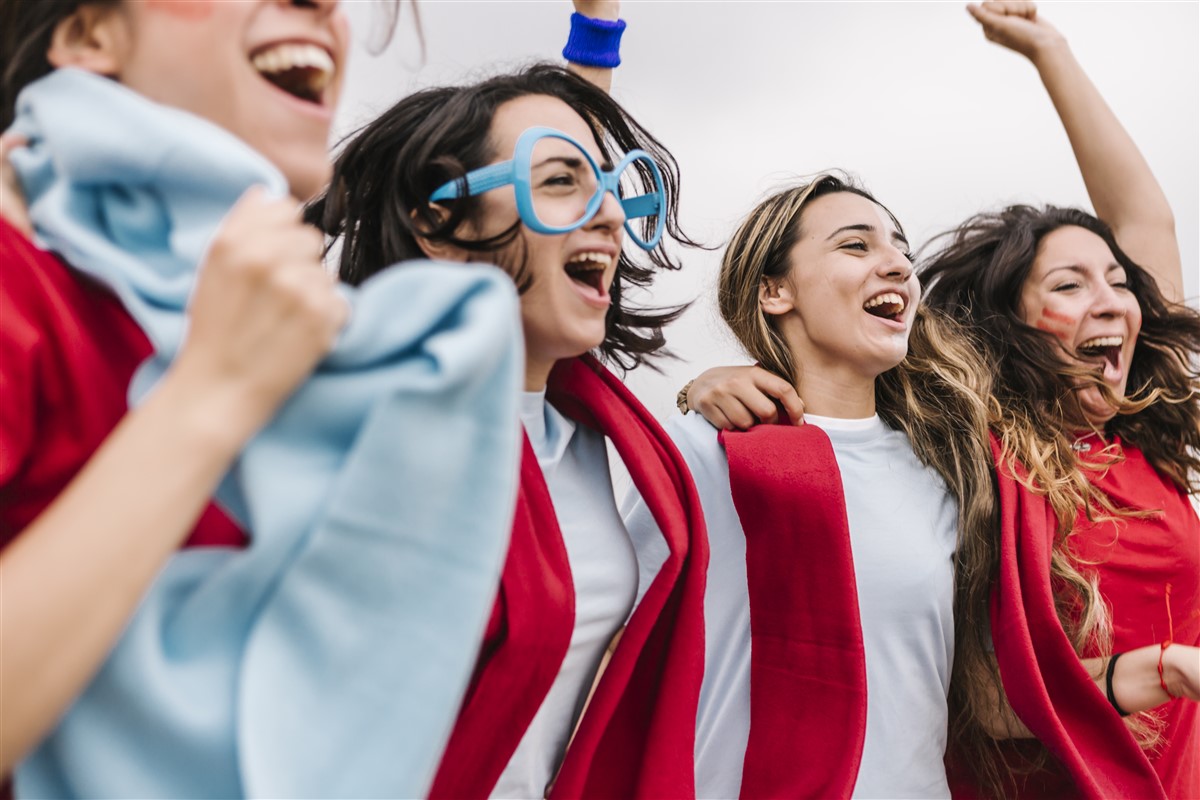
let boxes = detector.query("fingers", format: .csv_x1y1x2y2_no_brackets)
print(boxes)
687,365,805,431
971,0,1036,20
754,372,806,426
0,133,34,239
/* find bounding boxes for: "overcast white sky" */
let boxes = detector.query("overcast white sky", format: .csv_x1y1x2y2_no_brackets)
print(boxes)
335,1,1199,424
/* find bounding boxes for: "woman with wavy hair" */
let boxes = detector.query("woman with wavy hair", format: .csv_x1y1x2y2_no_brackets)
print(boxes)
625,171,1001,798
918,6,1200,796
308,61,708,799
682,3,1199,796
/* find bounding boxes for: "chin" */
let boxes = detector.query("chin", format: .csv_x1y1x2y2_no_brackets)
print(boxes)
275,152,333,201
1078,388,1119,428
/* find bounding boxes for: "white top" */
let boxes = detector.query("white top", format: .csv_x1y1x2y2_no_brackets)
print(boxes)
623,412,957,800
491,392,639,800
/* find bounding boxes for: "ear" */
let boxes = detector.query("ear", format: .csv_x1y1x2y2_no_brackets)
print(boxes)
410,205,472,262
759,275,795,317
415,237,470,263
46,4,128,76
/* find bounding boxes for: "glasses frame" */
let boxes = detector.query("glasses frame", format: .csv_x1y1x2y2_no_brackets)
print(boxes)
429,126,666,250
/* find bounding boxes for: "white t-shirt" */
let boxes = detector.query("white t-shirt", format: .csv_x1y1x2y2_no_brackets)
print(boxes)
623,412,957,800
491,392,639,800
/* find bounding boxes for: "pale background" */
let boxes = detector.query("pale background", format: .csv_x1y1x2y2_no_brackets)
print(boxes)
334,1,1199,433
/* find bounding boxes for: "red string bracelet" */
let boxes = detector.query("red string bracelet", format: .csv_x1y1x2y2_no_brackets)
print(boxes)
1158,583,1176,699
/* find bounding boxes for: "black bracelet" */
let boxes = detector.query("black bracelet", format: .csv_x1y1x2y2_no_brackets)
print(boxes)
1106,652,1131,717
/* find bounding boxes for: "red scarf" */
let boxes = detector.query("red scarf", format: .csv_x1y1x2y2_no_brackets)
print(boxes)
428,354,708,799
720,423,867,799
986,435,1165,799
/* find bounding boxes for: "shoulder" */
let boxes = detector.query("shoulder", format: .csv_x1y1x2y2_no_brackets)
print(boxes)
663,412,727,479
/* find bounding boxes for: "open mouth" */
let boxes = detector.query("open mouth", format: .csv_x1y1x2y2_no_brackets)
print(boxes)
1077,335,1124,373
863,291,906,322
564,251,612,295
250,43,334,106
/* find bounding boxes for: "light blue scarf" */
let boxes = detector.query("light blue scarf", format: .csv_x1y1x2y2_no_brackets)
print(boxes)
11,68,522,799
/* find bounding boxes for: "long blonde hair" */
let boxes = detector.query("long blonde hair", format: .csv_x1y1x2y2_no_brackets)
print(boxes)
717,175,1117,798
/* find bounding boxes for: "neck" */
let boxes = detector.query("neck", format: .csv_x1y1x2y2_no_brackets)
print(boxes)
525,356,555,392
793,368,877,419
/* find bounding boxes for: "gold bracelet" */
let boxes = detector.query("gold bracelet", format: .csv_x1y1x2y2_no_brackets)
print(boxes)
676,379,696,415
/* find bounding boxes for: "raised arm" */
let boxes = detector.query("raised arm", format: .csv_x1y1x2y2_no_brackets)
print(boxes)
564,0,620,94
967,1,1184,302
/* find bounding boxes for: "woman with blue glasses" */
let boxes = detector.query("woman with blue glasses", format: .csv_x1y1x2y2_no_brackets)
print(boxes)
308,63,708,800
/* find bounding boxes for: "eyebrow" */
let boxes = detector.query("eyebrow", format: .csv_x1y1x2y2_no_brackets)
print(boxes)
531,155,586,169
1042,263,1124,278
826,223,910,249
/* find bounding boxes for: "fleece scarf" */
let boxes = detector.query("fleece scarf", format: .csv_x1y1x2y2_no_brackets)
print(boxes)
10,68,523,799
429,355,709,799
985,435,1165,799
720,423,868,799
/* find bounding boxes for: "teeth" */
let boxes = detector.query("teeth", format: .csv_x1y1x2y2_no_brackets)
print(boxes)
251,43,334,91
565,251,613,270
863,292,905,312
1078,336,1123,350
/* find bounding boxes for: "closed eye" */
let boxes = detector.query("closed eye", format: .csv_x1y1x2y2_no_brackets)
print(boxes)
1052,281,1081,292
840,241,867,252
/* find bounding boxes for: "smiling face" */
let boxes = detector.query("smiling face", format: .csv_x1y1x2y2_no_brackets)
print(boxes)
1017,225,1142,425
71,0,348,200
471,94,625,389
766,191,918,384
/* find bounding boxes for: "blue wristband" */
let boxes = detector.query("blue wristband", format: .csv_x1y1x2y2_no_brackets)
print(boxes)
562,12,626,69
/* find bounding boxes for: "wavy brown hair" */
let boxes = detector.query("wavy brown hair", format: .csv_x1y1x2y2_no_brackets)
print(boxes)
307,63,700,371
719,174,1005,794
920,204,1199,791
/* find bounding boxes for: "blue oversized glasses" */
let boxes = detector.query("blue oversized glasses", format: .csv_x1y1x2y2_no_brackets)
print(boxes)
429,126,666,250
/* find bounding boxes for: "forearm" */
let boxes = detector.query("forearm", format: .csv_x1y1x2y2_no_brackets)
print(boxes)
1032,41,1182,301
0,371,252,772
567,63,613,94
977,643,1196,742
1089,643,1199,715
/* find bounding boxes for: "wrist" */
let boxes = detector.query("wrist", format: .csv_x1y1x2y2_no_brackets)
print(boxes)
676,379,695,415
1029,35,1072,73
563,12,626,68
149,366,269,461
573,2,619,21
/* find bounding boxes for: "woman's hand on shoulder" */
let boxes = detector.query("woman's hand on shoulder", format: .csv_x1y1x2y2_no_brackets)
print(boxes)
966,1,1066,64
1,133,33,239
686,365,804,431
170,186,348,448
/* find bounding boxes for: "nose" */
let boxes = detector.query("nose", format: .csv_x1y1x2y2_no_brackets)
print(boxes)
1090,281,1128,319
290,0,340,17
877,243,913,282
588,188,627,232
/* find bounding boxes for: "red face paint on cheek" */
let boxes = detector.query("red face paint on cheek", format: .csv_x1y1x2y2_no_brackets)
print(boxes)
1035,308,1076,342
1041,308,1075,325
143,0,215,20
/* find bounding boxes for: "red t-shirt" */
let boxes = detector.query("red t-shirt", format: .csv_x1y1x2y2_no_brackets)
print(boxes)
980,440,1200,799
1072,439,1200,798
0,218,245,550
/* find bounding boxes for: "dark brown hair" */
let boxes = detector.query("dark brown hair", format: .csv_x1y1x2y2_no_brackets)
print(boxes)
307,63,700,371
920,204,1199,792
